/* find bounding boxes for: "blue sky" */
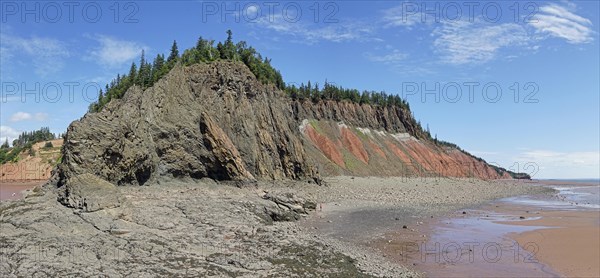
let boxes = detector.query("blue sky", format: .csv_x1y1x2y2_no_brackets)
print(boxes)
1,1,598,179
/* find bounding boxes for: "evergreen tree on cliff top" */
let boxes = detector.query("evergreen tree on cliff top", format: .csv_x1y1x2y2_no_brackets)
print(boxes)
167,40,179,66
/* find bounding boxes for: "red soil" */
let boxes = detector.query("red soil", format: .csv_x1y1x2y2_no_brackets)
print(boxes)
301,120,508,179
384,140,419,176
403,141,475,178
406,141,457,176
368,141,387,159
304,126,346,168
384,140,412,164
0,139,62,182
397,140,436,173
448,150,506,179
340,128,369,164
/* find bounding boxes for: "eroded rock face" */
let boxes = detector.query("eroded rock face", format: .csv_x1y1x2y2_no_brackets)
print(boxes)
57,173,124,212
56,61,511,186
57,61,316,186
199,112,255,180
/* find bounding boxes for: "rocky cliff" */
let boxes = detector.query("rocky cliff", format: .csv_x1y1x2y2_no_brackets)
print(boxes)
56,61,510,186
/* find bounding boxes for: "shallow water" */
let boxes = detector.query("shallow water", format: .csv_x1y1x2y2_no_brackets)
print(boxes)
410,183,599,277
0,181,43,201
414,209,559,277
504,185,600,210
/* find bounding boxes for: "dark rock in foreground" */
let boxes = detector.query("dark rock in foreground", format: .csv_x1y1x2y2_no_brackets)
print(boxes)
1,179,424,277
57,173,124,212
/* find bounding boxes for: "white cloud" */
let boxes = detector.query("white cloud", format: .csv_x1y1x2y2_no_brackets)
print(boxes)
9,112,48,122
0,46,12,64
245,5,258,15
470,150,499,156
0,33,70,77
365,49,408,64
0,126,20,145
255,15,376,44
433,20,529,65
515,150,600,179
89,35,147,68
378,3,593,66
529,4,594,44
381,4,426,28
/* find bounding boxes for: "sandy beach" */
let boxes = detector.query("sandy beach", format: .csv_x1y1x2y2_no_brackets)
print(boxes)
507,210,600,278
490,181,599,278
375,181,600,277
510,177,600,273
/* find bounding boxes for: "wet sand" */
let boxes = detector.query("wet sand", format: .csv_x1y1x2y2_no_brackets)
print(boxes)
371,182,599,277
0,181,45,201
501,209,600,278
298,177,554,277
376,205,562,277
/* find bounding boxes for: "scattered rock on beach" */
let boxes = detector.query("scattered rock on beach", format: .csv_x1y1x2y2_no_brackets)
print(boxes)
261,192,317,222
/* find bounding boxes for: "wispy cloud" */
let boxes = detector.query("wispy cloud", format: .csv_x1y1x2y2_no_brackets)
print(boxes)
0,33,70,77
381,4,426,28
365,49,408,64
88,35,147,68
377,2,593,66
0,46,12,64
9,112,49,122
254,15,376,44
433,20,529,65
529,4,594,44
470,150,499,156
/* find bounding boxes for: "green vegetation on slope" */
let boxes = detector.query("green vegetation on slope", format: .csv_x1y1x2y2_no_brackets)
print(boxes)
0,127,59,165
0,147,21,165
89,30,284,112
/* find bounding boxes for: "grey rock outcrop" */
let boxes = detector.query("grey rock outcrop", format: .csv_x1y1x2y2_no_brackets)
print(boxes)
57,173,124,212
262,192,317,221
57,61,317,186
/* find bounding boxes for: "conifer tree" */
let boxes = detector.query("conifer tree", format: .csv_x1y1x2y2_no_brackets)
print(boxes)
2,139,10,149
360,91,370,104
152,54,166,83
167,40,179,66
128,62,137,86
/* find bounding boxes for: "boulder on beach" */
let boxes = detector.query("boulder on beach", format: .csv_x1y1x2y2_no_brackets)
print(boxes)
57,173,124,212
